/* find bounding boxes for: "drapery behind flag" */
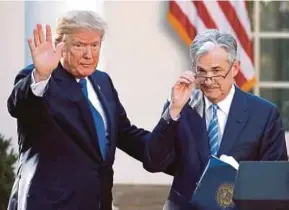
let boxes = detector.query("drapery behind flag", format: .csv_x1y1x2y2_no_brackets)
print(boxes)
168,0,256,91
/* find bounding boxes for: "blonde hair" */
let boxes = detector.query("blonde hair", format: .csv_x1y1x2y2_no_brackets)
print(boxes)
54,10,106,46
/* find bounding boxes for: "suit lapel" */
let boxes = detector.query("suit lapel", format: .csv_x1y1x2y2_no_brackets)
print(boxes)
52,65,103,162
218,87,249,156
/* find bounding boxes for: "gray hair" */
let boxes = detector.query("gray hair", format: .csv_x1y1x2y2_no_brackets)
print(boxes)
54,10,106,46
189,29,237,71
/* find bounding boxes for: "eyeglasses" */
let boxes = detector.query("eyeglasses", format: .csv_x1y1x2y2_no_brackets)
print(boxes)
194,62,234,84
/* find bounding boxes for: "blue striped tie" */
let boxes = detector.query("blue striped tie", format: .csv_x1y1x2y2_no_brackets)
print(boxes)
208,104,219,156
79,78,107,160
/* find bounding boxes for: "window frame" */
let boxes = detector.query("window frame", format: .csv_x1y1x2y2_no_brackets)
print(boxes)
252,1,289,134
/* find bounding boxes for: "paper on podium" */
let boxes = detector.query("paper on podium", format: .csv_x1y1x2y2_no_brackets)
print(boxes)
220,154,239,170
191,155,238,210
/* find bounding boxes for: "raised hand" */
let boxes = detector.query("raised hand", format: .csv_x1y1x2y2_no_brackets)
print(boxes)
169,71,195,119
28,24,64,82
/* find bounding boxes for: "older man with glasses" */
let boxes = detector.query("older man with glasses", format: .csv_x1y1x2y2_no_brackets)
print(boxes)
143,29,288,210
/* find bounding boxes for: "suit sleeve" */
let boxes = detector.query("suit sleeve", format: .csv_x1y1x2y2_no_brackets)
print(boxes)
259,106,288,160
7,65,45,119
142,102,179,173
106,75,177,170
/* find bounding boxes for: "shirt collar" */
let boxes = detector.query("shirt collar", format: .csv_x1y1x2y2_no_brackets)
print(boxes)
76,77,87,83
204,85,235,115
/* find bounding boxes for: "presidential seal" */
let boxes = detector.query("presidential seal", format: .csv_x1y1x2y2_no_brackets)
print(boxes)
216,183,235,209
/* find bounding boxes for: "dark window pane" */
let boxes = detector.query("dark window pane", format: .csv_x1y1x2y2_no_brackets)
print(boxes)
260,39,289,81
260,88,289,130
247,1,254,32
260,1,289,31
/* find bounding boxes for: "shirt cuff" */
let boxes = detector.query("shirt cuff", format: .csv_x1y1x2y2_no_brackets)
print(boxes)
162,106,180,123
30,69,50,97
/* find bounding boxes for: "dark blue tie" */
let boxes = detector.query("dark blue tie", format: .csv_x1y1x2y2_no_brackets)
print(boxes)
79,78,107,160
208,104,219,156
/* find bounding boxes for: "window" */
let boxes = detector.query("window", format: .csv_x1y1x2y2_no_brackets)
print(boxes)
250,1,289,130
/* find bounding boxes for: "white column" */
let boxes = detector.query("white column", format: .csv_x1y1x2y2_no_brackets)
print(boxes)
0,1,25,151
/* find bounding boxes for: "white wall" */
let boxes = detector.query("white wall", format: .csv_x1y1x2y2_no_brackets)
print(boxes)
0,1,25,152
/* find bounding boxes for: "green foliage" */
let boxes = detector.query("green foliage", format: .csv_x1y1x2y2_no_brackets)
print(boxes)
0,134,17,210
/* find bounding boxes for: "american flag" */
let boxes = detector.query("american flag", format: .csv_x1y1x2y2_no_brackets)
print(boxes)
168,0,256,91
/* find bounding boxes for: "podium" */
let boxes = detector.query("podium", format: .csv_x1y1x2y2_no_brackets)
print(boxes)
233,161,289,210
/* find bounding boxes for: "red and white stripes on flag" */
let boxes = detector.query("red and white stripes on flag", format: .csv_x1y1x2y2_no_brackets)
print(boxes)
168,0,256,91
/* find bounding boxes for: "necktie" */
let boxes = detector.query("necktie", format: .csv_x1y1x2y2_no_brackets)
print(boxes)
79,78,107,160
208,104,219,156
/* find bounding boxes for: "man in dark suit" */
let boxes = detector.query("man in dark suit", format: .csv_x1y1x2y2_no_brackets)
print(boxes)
7,10,175,210
143,29,288,210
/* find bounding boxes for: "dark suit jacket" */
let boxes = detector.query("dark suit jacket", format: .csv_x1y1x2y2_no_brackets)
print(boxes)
143,86,288,210
7,64,175,210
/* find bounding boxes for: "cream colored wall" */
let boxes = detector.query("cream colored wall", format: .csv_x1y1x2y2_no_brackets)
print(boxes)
0,1,25,152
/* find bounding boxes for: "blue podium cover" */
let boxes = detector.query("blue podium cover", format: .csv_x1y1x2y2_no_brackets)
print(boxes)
191,156,238,210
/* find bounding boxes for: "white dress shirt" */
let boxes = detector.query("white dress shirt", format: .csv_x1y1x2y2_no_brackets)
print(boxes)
204,85,235,143
30,71,108,134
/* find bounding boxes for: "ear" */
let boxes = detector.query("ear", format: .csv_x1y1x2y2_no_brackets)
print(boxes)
61,47,65,58
232,60,240,77
99,41,103,52
60,34,69,58
61,43,67,58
